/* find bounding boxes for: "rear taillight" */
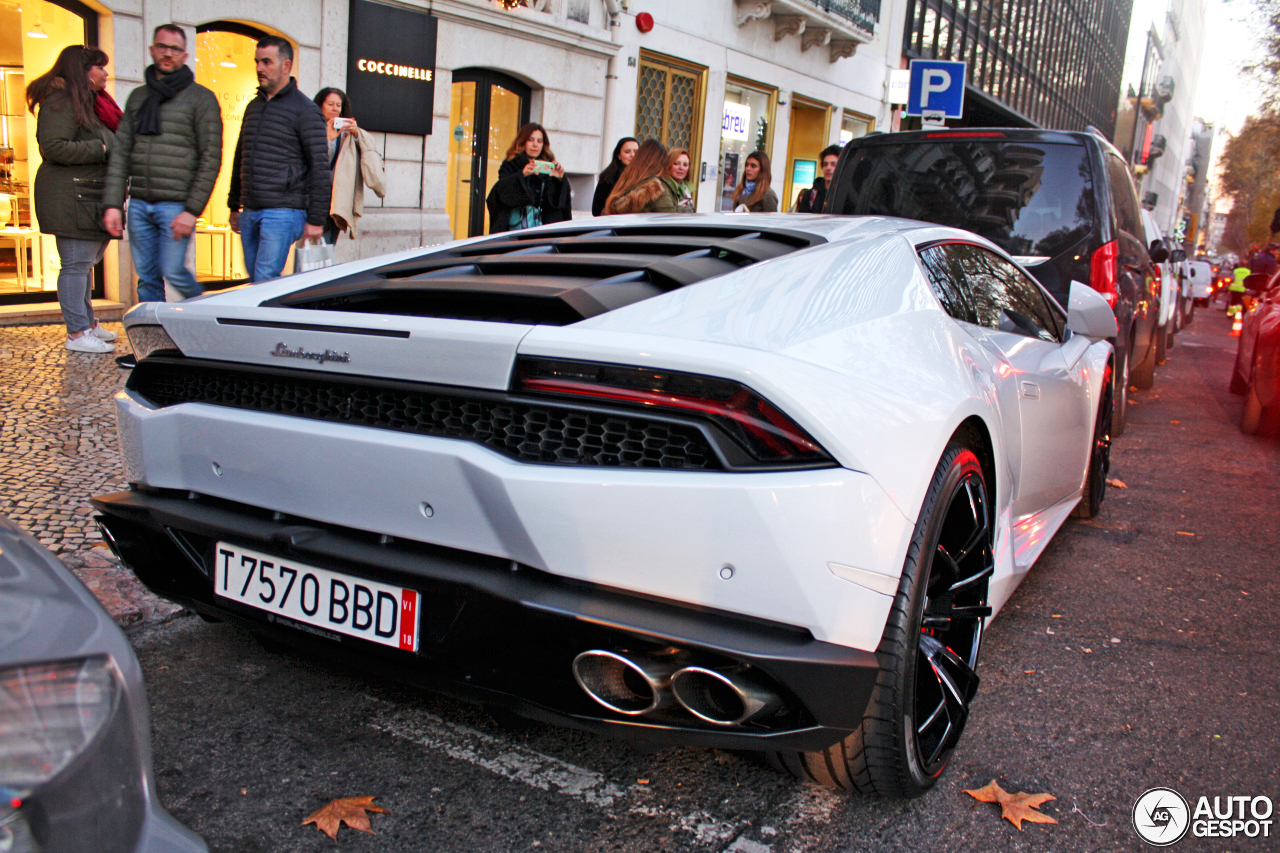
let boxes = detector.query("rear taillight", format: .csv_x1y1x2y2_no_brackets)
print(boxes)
513,358,831,465
1090,241,1119,309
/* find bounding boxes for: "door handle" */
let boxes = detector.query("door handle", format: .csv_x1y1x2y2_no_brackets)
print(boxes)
1020,381,1040,399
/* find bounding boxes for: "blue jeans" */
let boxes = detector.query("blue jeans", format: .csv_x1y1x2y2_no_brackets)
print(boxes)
240,208,306,282
127,199,202,302
55,235,107,334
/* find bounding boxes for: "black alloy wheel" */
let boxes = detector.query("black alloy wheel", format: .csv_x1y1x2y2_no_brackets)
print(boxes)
771,441,994,796
1072,361,1113,519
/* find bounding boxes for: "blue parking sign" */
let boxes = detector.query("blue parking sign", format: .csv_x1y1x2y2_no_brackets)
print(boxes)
905,60,966,118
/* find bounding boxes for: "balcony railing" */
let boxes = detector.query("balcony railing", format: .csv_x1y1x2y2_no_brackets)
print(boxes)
803,0,881,32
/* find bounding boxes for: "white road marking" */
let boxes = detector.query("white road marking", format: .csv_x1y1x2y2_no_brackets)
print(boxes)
369,707,742,845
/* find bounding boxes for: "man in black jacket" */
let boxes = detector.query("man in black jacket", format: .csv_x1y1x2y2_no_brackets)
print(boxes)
795,145,841,213
227,36,330,281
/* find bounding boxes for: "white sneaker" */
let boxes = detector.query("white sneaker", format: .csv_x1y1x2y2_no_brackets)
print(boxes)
90,322,118,342
66,334,115,353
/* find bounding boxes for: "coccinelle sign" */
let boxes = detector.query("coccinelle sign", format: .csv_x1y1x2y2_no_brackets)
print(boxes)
346,0,437,135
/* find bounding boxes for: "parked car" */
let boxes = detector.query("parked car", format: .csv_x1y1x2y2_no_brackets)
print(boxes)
826,127,1164,435
0,517,205,853
92,215,1116,797
1229,272,1280,434
1141,209,1177,365
1189,260,1216,306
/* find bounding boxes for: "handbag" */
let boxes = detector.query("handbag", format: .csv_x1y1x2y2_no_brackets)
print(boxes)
294,238,334,273
509,204,543,231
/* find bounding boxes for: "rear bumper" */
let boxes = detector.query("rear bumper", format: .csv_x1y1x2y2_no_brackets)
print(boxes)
92,488,881,753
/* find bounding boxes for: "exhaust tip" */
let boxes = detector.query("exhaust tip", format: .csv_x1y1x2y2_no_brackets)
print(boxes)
671,666,779,726
572,650,673,716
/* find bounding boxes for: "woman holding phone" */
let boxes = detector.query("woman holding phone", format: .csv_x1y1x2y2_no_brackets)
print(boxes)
314,87,385,244
485,122,571,233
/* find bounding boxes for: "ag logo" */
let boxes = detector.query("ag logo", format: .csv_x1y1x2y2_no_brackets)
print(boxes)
1133,787,1190,846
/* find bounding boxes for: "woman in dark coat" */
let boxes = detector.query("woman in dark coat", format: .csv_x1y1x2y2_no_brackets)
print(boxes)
28,45,119,353
591,136,637,216
485,123,572,233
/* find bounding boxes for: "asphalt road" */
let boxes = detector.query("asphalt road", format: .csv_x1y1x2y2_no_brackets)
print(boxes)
127,307,1279,853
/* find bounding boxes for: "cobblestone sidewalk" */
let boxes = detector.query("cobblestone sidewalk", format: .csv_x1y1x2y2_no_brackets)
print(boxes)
0,322,181,627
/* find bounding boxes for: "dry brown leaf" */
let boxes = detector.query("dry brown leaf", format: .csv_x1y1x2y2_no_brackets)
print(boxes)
302,796,389,840
964,779,1058,830
1106,478,1128,488
1176,531,1196,537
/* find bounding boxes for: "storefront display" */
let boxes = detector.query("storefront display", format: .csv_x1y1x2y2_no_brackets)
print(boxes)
0,0,96,303
717,79,773,211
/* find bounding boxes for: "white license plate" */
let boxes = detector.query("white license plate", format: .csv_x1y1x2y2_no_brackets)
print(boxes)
214,542,420,651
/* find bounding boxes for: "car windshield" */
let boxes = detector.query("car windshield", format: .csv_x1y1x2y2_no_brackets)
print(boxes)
834,140,1096,259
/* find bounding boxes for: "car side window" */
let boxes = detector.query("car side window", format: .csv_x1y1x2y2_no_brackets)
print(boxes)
946,244,1062,342
918,246,977,324
1105,153,1143,240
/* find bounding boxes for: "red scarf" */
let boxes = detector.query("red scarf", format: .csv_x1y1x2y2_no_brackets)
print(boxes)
94,90,122,132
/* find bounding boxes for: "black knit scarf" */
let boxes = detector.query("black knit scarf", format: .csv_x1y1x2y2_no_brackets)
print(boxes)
136,64,194,135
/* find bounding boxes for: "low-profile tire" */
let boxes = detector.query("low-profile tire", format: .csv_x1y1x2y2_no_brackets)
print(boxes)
1155,322,1168,366
1241,388,1263,435
1072,361,1113,519
770,442,992,796
1132,333,1156,389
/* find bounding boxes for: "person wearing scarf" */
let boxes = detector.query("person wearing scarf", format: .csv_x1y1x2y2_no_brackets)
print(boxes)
103,23,222,308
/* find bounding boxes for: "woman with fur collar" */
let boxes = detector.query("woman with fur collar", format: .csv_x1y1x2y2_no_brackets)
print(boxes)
602,139,681,215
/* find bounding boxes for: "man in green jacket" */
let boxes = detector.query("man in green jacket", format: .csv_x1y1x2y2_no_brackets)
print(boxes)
103,23,221,302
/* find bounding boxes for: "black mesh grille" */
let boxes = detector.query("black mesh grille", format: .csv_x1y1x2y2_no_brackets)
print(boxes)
128,360,721,470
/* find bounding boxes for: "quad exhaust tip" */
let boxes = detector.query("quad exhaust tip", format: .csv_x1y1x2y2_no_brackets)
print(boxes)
573,649,782,727
670,666,780,726
572,650,679,716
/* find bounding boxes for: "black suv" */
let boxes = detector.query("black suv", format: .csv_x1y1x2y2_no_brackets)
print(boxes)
826,128,1162,434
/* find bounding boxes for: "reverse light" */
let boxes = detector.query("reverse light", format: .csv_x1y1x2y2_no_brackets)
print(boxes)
1090,240,1120,309
124,324,182,361
513,358,831,465
0,657,118,791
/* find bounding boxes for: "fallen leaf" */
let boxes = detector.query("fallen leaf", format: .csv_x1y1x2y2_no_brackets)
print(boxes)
1170,420,1181,424
1107,478,1128,488
303,796,389,840
1051,614,1063,619
1023,669,1035,674
964,780,1058,830
1082,648,1093,653
1175,531,1196,536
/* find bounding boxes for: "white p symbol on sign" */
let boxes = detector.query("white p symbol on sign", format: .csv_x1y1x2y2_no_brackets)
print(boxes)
921,69,951,107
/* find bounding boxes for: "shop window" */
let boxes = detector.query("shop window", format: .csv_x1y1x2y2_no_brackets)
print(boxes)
0,0,98,304
635,51,704,204
717,78,775,211
840,110,873,145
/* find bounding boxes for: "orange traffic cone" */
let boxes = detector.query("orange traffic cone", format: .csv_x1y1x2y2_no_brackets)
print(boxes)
1230,312,1243,337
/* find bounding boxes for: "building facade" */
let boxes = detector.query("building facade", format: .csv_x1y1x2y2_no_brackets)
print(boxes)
2,0,1165,311
1,0,914,309
1111,0,1206,247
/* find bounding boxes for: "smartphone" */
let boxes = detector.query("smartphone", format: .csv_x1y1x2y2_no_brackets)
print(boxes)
531,160,555,176
332,117,351,130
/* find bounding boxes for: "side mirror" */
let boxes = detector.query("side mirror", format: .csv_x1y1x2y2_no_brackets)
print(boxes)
1245,273,1269,293
1171,248,1187,262
1067,280,1119,341
1189,268,1197,278
1148,240,1170,264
